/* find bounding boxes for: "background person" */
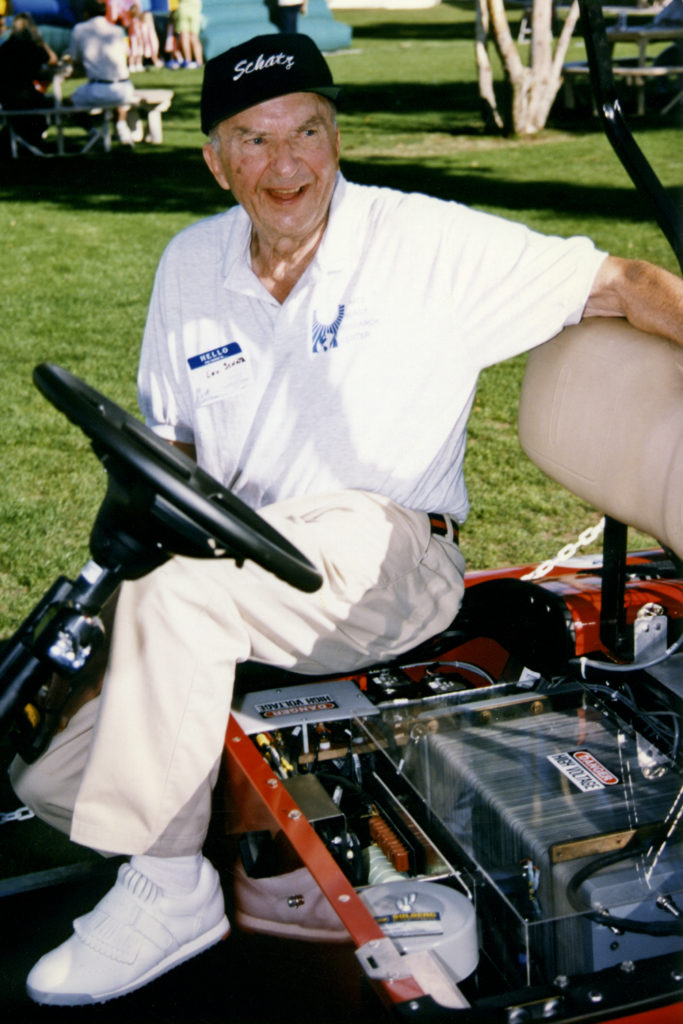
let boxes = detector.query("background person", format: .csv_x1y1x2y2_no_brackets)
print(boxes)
175,0,202,67
162,0,183,68
68,0,138,144
0,11,58,147
108,0,164,71
277,0,307,34
10,31,683,1009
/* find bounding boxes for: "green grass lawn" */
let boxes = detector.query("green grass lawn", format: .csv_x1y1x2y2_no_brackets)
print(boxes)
0,1,681,635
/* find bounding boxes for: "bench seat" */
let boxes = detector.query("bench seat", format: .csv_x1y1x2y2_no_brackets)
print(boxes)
562,60,683,114
0,89,174,158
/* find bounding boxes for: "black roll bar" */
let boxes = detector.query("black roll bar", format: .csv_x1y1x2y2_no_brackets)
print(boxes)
578,0,683,272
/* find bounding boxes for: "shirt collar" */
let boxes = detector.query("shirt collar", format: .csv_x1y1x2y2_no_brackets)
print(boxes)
313,173,356,273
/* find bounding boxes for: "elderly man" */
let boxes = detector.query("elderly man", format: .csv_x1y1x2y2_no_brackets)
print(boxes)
12,32,683,1006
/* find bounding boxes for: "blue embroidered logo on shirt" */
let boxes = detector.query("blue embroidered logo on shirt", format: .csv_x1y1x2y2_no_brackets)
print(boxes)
188,343,243,370
312,305,345,353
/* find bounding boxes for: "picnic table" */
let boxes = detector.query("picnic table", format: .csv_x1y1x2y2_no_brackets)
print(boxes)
563,20,683,114
606,23,683,61
0,89,174,158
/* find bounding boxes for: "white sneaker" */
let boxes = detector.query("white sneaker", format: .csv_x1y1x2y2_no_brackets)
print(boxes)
26,858,229,1005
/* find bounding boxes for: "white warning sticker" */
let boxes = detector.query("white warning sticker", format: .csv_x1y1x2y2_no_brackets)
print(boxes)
548,750,620,792
233,679,379,735
254,695,338,719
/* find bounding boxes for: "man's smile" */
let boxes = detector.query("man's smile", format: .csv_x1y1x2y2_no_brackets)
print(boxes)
265,185,308,203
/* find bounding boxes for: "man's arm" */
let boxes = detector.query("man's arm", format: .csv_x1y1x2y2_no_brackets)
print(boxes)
583,255,683,346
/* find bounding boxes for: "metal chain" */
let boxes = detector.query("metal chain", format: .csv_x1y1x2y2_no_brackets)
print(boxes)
521,518,605,581
0,806,35,825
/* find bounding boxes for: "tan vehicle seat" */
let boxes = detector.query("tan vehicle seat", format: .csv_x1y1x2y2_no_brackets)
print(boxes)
518,317,683,562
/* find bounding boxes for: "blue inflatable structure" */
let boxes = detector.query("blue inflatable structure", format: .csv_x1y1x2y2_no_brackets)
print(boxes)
11,0,78,26
13,0,352,57
200,0,351,60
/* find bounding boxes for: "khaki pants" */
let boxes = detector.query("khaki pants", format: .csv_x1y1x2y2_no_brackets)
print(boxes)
11,491,465,858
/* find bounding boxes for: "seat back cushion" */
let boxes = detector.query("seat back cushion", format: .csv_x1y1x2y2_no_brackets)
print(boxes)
518,317,683,559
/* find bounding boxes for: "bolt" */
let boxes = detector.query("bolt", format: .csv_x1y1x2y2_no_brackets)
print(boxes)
288,809,302,820
620,960,636,973
542,998,561,1019
588,990,604,1004
508,1009,530,1023
553,975,570,990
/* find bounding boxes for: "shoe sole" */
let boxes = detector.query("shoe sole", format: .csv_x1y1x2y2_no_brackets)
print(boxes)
27,917,230,1006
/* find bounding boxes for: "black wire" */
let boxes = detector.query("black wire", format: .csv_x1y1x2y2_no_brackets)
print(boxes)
566,837,683,936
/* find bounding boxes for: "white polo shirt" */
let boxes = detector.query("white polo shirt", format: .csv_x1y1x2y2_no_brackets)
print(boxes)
138,174,606,523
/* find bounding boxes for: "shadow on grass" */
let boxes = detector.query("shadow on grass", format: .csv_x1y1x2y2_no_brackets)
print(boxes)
342,156,682,226
346,0,495,42
337,75,683,127
338,80,483,117
0,136,678,229
348,17,478,43
0,73,679,224
0,143,230,217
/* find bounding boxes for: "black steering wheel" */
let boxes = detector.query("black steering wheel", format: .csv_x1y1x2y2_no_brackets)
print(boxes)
33,363,322,593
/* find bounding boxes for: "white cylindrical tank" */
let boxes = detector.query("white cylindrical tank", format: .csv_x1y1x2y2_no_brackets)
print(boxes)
359,880,479,983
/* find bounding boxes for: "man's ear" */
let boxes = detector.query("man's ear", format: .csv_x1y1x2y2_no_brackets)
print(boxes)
202,141,231,192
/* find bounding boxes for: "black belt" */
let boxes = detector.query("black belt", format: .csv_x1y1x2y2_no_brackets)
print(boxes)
428,512,460,544
90,78,129,84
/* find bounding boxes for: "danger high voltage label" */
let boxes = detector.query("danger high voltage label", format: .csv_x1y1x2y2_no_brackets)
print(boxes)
548,750,620,792
254,695,339,719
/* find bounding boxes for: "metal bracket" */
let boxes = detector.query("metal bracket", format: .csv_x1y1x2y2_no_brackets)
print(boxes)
356,938,470,1011
356,936,411,982
634,609,668,662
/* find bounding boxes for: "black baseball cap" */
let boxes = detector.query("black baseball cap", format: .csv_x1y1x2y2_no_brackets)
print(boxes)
200,33,340,135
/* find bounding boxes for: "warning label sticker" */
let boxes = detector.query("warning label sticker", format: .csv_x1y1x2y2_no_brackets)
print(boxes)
374,912,443,938
254,695,339,720
548,750,620,792
233,679,379,735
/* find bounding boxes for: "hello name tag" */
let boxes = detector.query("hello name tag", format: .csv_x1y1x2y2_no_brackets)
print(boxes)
188,343,250,405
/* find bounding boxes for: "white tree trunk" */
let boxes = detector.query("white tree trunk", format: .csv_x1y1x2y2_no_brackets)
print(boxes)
478,0,581,135
475,0,504,131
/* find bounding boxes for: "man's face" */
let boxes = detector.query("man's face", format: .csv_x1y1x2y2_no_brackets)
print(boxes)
203,92,341,251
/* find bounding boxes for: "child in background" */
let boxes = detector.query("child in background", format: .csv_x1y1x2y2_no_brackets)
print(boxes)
108,0,163,71
137,0,164,68
163,0,183,69
175,0,202,68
